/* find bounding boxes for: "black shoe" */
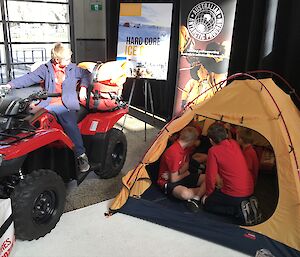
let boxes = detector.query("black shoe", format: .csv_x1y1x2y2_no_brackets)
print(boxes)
185,199,200,213
249,196,262,224
77,153,90,173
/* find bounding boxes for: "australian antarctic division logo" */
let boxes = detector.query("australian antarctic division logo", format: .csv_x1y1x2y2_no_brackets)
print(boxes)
187,1,224,41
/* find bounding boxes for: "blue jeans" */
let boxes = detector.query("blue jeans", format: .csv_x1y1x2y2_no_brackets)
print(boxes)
55,109,85,157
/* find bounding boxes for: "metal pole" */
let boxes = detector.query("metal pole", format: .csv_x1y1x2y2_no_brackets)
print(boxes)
0,0,11,82
121,79,136,131
147,80,155,119
144,79,148,141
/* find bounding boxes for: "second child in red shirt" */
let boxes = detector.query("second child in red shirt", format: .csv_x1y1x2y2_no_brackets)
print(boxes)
202,123,254,224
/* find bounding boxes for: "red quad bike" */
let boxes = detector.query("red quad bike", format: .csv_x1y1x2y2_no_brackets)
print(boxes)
0,78,128,240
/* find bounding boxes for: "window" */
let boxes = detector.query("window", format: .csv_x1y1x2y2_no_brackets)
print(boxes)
0,0,72,83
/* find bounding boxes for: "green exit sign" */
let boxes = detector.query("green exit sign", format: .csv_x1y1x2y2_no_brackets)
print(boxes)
91,3,102,11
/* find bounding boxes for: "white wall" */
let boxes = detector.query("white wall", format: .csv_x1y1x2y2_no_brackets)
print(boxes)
73,0,106,62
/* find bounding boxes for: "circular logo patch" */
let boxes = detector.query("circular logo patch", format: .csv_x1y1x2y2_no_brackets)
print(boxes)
187,2,224,41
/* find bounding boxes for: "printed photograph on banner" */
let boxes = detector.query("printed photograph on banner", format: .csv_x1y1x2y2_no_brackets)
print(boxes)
174,0,237,115
116,3,173,80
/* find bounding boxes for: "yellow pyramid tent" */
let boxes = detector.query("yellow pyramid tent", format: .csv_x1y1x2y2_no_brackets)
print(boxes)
110,77,300,252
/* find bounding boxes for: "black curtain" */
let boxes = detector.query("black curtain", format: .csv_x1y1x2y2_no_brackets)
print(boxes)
229,0,300,106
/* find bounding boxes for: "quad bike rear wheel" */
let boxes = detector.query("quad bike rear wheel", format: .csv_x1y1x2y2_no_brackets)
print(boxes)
11,169,66,240
94,128,127,179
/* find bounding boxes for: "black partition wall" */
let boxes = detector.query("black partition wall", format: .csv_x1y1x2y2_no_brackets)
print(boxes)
106,0,180,123
106,0,300,122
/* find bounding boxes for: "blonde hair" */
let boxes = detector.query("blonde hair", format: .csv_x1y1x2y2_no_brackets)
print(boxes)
179,126,198,143
51,42,72,60
237,127,253,144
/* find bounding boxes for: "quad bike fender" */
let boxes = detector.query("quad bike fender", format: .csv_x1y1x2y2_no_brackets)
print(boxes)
78,106,128,135
0,128,73,161
0,155,27,177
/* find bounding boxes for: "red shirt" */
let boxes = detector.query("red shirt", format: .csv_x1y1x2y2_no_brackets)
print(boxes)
205,139,254,197
50,63,65,105
243,144,259,184
157,140,190,188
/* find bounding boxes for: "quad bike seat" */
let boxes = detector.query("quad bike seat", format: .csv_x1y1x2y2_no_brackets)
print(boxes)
24,108,60,129
27,105,89,125
77,105,89,123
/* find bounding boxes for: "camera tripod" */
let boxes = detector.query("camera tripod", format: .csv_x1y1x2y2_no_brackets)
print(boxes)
122,78,155,141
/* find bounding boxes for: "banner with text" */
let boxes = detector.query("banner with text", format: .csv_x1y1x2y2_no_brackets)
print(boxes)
116,3,173,80
173,0,237,115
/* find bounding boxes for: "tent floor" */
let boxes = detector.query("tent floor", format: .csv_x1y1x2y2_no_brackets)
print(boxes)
145,160,280,224
254,170,279,222
141,184,238,224
119,184,299,257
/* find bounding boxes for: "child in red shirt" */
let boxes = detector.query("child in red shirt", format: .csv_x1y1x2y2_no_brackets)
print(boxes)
237,128,259,184
157,126,205,212
202,123,257,224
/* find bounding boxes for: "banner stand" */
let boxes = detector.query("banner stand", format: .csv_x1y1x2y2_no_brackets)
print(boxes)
122,79,155,141
173,0,237,115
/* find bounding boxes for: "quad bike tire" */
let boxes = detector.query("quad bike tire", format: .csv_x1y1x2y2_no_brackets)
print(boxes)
11,169,66,240
95,128,127,179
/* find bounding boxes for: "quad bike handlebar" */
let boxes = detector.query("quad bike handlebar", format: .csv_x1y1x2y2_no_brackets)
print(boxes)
0,90,61,116
26,91,61,101
0,85,12,97
18,91,61,113
22,91,61,103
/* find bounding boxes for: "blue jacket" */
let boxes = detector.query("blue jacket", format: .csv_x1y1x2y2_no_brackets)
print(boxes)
9,61,91,111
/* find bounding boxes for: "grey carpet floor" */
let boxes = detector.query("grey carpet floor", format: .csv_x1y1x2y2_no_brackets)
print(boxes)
64,115,160,212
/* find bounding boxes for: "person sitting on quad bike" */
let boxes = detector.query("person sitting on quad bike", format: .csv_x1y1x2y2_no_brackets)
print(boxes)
0,53,128,241
0,42,91,172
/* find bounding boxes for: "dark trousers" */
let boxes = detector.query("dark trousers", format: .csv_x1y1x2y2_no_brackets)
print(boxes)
56,110,85,157
203,189,250,224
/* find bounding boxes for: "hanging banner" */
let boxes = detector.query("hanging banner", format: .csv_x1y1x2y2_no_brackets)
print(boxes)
116,3,173,80
173,0,237,115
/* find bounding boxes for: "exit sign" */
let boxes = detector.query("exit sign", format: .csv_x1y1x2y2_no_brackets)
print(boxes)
91,3,102,11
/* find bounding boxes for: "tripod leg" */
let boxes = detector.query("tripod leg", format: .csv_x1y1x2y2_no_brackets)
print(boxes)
128,79,136,105
144,80,147,141
121,79,136,131
147,81,155,119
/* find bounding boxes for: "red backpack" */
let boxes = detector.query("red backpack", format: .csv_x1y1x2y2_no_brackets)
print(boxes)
80,63,124,112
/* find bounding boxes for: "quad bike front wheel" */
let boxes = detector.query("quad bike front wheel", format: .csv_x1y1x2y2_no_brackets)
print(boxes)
94,128,127,179
11,169,66,240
